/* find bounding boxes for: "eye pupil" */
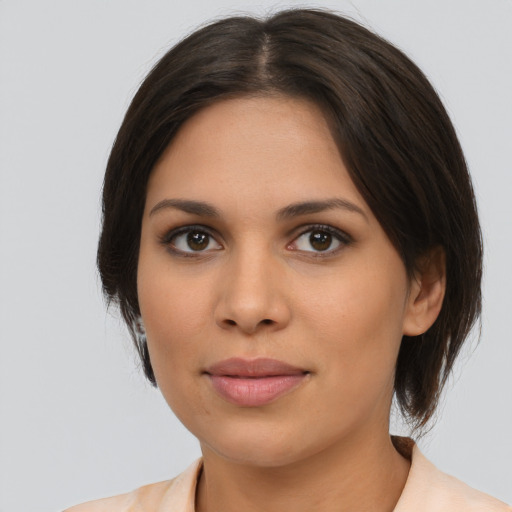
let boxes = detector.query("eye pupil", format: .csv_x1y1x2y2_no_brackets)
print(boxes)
310,231,332,251
187,232,209,250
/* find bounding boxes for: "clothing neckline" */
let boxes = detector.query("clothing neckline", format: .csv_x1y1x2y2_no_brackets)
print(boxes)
159,438,510,512
184,437,416,512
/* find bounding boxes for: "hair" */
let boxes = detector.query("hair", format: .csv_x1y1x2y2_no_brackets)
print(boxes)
97,8,483,432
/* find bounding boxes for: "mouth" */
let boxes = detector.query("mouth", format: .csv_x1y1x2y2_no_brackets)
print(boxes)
204,357,310,407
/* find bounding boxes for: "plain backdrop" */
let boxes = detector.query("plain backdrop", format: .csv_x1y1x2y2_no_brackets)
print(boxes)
0,1,511,510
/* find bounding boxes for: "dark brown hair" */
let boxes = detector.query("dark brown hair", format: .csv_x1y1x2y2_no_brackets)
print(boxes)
97,8,482,431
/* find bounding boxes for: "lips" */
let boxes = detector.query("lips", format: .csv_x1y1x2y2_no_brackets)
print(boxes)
204,357,309,407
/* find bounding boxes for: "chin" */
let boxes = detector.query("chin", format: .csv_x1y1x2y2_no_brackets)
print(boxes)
193,418,298,467
205,439,307,468
195,415,343,469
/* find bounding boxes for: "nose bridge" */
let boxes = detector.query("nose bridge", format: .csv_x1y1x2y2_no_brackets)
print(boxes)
215,240,289,333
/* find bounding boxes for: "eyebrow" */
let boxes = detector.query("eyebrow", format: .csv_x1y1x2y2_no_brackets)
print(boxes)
149,199,220,218
149,197,367,222
276,198,368,222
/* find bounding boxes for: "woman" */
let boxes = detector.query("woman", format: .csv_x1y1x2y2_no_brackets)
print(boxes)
66,8,510,511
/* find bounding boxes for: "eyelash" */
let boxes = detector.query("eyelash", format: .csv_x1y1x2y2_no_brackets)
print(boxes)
159,224,220,258
159,223,352,258
289,224,352,256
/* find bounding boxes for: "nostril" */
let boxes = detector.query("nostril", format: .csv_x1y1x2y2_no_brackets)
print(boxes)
262,319,273,325
225,319,237,326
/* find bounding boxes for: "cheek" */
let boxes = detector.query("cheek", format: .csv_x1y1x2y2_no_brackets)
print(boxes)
147,288,205,338
139,277,211,348
305,261,406,335
137,266,213,419
300,256,408,384
137,246,215,372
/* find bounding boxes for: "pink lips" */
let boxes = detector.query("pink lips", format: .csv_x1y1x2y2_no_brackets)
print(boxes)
205,358,309,407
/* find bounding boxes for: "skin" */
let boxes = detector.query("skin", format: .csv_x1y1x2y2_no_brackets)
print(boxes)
138,96,445,512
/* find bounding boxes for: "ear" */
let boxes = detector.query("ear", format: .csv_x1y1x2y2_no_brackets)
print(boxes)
402,247,446,336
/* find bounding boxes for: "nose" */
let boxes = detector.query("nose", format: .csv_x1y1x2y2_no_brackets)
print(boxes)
214,247,291,335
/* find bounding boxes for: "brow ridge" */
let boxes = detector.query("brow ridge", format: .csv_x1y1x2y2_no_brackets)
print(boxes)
149,197,367,222
149,199,220,218
276,198,367,222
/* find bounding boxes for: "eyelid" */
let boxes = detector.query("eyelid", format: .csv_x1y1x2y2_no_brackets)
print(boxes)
159,222,352,257
159,224,223,256
293,223,352,242
288,224,352,254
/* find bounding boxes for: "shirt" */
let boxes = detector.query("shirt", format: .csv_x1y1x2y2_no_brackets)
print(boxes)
64,442,511,511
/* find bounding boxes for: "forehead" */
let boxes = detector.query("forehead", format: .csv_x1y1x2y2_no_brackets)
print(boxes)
146,96,369,217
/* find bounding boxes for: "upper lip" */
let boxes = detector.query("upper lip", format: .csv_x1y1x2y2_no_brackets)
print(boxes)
204,357,308,377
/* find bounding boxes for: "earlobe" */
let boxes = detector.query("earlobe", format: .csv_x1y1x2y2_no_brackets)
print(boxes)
402,247,446,336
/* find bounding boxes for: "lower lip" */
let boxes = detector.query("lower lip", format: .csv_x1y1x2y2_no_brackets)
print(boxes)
208,374,307,407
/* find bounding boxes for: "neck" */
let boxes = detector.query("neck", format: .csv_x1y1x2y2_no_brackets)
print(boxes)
195,431,411,512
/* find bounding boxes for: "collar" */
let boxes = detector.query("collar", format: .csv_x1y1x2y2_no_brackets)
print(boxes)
155,439,509,512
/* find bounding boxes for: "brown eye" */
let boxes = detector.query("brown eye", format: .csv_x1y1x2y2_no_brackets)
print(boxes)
290,226,349,254
187,231,210,251
167,227,222,254
309,231,333,251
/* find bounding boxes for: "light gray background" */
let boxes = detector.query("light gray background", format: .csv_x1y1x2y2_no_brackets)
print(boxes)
1,1,511,511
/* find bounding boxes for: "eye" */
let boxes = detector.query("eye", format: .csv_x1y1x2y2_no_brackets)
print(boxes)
163,226,222,255
289,225,350,254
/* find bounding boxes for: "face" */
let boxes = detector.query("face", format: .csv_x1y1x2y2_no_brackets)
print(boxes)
138,96,419,467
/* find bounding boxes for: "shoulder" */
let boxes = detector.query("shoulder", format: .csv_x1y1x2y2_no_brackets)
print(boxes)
63,459,202,512
423,467,511,511
63,479,175,512
395,443,511,512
